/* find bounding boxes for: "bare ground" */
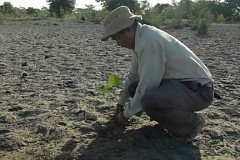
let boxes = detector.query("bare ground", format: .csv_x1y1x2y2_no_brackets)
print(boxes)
0,21,239,160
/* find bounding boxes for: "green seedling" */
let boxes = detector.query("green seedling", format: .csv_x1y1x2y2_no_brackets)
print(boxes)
102,73,120,93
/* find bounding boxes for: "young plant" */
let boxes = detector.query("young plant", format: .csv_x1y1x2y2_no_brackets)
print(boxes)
102,73,120,93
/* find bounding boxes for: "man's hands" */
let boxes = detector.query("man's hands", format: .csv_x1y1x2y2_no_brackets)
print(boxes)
113,104,130,126
116,112,130,126
113,104,124,118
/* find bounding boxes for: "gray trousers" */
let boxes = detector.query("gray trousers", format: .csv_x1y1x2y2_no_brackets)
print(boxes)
128,79,214,136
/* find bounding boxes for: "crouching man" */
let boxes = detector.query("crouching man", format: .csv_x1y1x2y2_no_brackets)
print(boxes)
101,6,214,142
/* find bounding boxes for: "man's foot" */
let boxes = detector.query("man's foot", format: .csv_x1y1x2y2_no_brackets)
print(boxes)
188,114,206,140
168,114,206,143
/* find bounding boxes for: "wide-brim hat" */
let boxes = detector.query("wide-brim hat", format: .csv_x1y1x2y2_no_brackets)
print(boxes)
101,6,142,41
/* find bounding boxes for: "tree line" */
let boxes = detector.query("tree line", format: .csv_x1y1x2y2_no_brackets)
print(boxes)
0,0,239,26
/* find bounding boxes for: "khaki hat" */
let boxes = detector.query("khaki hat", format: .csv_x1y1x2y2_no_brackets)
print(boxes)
101,6,142,41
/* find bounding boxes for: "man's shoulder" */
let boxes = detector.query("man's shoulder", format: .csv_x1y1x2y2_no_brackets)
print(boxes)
140,24,166,41
137,25,162,47
140,24,176,45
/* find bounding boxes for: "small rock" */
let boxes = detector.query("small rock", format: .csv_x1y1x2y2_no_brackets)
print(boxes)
49,127,61,139
58,121,67,126
0,116,8,123
0,129,11,134
86,90,96,96
8,106,23,112
20,72,28,78
22,62,28,67
63,80,77,89
18,111,33,117
209,130,224,140
36,125,48,135
64,99,76,104
61,139,79,152
85,112,97,121
44,55,50,59
5,91,11,94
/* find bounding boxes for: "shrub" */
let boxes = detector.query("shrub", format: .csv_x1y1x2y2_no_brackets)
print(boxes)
47,18,58,26
169,17,184,29
81,16,86,21
142,9,161,27
197,19,209,35
189,9,213,35
218,14,226,22
0,13,5,24
158,6,184,29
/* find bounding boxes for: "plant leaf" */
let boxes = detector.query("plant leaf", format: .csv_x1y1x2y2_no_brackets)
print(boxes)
108,74,120,87
102,86,112,94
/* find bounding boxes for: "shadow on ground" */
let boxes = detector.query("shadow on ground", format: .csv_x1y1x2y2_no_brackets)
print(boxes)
77,120,201,160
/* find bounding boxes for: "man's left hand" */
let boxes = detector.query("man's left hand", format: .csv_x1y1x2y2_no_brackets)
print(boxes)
116,112,130,126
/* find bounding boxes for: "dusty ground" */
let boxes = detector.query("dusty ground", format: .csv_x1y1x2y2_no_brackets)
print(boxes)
0,20,239,160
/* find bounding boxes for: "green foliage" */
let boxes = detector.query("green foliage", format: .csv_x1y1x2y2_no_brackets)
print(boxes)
13,7,28,20
218,14,226,22
26,7,38,16
169,7,183,29
102,74,120,94
158,6,184,29
81,15,86,21
0,0,238,23
0,12,5,24
140,3,170,27
194,9,213,35
47,18,58,26
197,19,210,36
102,86,113,93
0,2,14,15
179,0,194,19
74,7,107,23
224,0,240,20
141,8,161,26
37,7,50,18
108,74,120,87
47,0,75,18
96,0,141,12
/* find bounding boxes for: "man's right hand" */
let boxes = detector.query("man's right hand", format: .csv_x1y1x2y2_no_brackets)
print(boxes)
113,104,124,119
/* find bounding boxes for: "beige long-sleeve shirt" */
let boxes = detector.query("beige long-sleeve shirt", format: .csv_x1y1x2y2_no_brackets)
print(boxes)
118,23,213,118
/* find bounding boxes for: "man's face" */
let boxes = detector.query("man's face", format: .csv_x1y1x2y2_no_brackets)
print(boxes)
111,28,135,49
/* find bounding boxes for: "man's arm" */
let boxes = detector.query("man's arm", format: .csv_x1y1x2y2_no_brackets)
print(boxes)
117,52,138,106
123,40,166,118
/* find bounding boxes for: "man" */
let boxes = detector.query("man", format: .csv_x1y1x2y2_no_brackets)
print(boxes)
101,6,214,142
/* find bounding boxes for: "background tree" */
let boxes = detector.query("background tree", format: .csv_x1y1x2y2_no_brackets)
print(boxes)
141,3,170,26
223,0,240,20
95,0,141,12
153,3,171,14
26,7,39,17
47,0,75,18
0,2,14,15
13,7,28,19
37,7,50,18
178,0,193,19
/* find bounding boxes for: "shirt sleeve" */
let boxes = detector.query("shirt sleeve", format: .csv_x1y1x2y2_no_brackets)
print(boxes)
123,40,166,118
117,52,139,106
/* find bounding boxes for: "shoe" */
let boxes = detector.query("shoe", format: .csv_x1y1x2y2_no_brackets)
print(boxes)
188,114,206,141
168,114,206,143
